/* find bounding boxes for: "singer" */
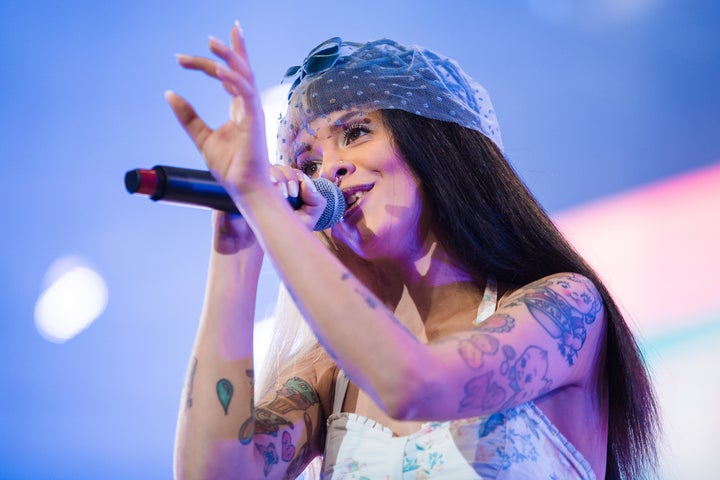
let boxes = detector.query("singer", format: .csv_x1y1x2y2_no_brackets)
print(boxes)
167,24,660,480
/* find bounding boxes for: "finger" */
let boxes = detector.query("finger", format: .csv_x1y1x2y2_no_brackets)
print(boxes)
216,65,255,98
274,165,304,198
231,21,249,62
269,166,296,199
209,33,253,81
298,172,326,207
176,53,248,101
164,90,212,150
175,54,223,80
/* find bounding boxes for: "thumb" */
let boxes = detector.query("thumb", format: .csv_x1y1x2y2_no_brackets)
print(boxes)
165,90,212,150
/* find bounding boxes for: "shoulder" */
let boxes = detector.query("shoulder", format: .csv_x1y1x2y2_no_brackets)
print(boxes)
500,273,604,322
497,272,606,367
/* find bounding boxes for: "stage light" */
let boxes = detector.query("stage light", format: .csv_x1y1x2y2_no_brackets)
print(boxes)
261,84,291,163
35,256,108,343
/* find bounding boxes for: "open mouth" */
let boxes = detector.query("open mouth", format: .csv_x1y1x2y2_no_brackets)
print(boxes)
342,184,374,218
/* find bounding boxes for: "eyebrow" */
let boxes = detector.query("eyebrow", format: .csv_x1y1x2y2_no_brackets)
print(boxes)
293,111,371,159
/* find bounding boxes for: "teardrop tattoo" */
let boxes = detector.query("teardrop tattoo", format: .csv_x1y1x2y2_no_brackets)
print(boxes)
217,379,234,415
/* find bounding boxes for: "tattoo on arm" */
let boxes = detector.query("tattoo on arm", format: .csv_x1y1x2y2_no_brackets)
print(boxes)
457,319,553,412
255,441,279,477
509,275,602,365
340,272,416,341
285,412,315,479
281,430,295,462
473,314,515,333
216,379,233,415
458,342,552,413
459,371,506,412
266,377,320,413
238,377,318,446
456,275,601,414
184,357,198,409
457,333,506,412
459,333,499,369
238,370,255,445
340,270,380,309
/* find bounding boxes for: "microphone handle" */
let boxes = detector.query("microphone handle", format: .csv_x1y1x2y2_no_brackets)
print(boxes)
124,165,301,213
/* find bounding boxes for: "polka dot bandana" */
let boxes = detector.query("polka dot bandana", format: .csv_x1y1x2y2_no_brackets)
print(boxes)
276,37,503,164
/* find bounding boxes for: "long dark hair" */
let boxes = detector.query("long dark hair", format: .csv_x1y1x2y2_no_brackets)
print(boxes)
380,109,660,480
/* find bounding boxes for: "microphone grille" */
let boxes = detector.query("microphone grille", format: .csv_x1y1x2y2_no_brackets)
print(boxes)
313,178,346,231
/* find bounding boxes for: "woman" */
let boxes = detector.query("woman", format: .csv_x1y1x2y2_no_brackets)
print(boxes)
168,23,660,479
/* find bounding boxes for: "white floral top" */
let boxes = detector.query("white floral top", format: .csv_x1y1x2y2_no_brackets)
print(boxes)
321,279,595,480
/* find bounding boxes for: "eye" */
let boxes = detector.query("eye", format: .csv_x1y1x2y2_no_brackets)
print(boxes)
342,123,370,146
297,159,322,178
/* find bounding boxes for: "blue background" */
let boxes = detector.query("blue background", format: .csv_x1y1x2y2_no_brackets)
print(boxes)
1,0,718,478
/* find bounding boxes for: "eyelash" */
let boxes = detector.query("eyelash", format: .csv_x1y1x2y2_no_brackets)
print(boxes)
296,123,370,176
342,123,370,146
297,159,321,177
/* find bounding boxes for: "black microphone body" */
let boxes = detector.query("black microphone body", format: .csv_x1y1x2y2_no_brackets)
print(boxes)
125,165,345,231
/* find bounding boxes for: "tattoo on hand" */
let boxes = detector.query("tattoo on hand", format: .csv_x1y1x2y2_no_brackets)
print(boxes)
217,379,234,415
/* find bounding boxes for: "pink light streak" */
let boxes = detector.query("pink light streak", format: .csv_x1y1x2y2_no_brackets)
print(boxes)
553,162,720,339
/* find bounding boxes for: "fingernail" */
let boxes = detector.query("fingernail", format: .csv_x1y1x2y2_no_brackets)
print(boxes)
164,90,174,100
288,180,299,198
174,53,190,62
281,182,289,198
303,174,318,193
234,20,244,36
208,35,224,46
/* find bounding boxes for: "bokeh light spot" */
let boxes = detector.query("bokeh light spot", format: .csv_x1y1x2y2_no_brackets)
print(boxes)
35,256,109,343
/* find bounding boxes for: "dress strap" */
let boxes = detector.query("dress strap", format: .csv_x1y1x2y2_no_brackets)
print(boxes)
474,276,498,325
332,369,351,414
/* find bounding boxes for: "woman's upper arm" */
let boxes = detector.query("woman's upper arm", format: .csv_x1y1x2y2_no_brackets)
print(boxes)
412,272,606,421
249,348,334,479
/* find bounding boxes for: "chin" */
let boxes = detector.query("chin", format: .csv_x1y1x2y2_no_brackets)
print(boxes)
331,219,413,263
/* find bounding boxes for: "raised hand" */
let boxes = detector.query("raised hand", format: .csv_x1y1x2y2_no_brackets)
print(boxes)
166,22,271,202
166,23,328,232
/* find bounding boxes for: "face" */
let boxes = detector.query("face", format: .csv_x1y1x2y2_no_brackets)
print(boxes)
292,109,426,261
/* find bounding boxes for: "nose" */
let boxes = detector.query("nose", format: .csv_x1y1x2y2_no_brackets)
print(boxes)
321,155,354,185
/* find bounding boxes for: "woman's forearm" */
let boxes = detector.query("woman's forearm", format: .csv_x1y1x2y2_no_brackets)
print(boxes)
237,188,426,418
174,244,265,479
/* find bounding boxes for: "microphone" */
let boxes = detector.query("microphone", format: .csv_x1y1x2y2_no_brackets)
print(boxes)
124,165,345,231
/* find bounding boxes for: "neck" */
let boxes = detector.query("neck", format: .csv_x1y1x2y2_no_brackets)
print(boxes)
347,234,486,340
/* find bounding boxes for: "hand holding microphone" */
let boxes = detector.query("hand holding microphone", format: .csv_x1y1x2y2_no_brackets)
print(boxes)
138,29,345,230
125,165,346,231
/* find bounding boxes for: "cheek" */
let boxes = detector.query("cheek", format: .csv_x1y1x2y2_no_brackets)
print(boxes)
385,163,422,207
380,185,424,232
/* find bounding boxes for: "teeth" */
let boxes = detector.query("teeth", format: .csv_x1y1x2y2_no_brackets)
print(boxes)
347,191,365,206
